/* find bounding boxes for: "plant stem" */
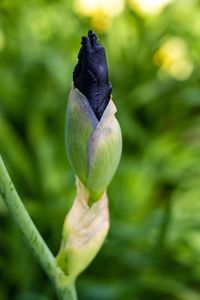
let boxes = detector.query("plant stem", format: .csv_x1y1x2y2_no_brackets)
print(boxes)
0,155,77,300
55,281,77,300
0,155,57,280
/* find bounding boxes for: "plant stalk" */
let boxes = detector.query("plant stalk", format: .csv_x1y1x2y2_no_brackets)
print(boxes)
55,281,77,300
0,155,77,300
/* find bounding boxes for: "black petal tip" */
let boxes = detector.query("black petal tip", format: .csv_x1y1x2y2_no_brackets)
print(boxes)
73,30,112,120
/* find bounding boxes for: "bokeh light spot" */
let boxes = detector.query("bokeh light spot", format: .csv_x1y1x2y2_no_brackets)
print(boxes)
154,37,194,81
74,0,124,17
74,0,124,31
129,0,173,16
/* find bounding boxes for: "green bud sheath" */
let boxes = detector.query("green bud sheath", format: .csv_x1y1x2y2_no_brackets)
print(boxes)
65,87,98,186
65,87,122,201
57,179,109,280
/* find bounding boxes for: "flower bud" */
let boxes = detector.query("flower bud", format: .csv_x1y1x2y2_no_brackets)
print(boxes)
65,30,122,200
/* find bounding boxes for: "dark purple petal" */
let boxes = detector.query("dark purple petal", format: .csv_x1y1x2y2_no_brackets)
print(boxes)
73,30,112,120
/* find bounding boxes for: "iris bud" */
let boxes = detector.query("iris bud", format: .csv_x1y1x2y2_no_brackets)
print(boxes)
65,31,122,201
57,31,122,281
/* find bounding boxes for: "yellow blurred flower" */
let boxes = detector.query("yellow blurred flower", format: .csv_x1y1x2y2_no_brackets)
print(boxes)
74,0,124,32
129,0,173,16
154,37,194,81
74,0,124,17
90,13,112,32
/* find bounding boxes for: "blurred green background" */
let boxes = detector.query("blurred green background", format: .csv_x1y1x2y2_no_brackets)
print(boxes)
1,0,200,299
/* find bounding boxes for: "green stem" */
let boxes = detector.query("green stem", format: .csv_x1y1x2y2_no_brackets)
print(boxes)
56,281,77,300
0,155,77,300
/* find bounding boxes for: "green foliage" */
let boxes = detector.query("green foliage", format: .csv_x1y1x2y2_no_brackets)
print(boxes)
0,0,200,299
